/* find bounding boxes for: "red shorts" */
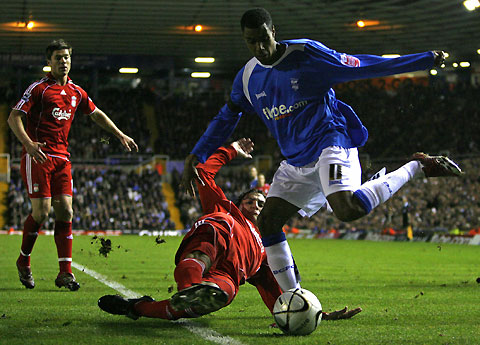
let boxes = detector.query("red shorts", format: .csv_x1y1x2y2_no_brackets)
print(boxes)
21,153,73,198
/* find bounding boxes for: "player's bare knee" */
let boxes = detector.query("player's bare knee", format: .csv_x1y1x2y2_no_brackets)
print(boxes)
31,211,49,225
55,207,73,222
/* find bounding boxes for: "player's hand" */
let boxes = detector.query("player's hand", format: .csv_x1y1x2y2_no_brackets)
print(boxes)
119,134,138,152
181,154,203,197
231,138,254,159
25,141,48,164
322,306,362,320
432,50,445,67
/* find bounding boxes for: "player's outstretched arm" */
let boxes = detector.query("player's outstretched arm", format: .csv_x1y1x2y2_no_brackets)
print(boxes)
322,306,363,320
89,109,138,152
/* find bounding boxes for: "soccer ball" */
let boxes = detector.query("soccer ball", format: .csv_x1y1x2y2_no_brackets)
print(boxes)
273,288,322,335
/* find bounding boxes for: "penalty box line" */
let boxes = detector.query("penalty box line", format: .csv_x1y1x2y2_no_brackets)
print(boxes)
72,261,245,345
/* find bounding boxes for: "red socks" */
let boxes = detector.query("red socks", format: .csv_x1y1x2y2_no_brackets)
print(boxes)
174,258,205,290
17,214,42,267
54,221,73,273
134,299,193,320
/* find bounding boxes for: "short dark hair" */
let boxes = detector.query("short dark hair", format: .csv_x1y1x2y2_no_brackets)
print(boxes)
235,189,265,207
240,8,273,31
46,39,72,60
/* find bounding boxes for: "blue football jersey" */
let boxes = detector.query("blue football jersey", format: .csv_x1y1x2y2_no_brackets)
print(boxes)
192,39,434,166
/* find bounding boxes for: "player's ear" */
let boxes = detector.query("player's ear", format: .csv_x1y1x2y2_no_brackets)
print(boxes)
272,25,276,38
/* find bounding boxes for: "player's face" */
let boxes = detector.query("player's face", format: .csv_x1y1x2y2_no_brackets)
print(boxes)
243,24,277,65
239,192,266,223
48,49,71,79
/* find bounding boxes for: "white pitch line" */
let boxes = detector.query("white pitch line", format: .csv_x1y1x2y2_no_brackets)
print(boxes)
72,262,245,345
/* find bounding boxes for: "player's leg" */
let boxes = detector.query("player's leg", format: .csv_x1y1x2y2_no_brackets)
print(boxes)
257,160,326,292
325,149,463,222
257,197,300,292
51,158,79,291
17,154,53,289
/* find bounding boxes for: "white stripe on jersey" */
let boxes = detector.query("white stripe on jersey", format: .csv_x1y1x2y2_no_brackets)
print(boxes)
26,154,32,194
242,59,258,106
14,77,48,111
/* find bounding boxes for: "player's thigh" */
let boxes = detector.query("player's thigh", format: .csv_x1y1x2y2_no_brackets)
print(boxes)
318,146,362,197
51,158,73,198
266,160,324,218
20,153,53,198
257,197,300,236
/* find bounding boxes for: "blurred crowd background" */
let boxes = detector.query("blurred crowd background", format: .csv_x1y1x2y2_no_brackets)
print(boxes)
4,78,480,235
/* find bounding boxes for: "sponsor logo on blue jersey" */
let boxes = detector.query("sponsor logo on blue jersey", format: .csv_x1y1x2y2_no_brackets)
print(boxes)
262,100,308,120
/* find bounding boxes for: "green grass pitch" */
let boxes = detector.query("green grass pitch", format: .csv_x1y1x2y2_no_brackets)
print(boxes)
0,234,478,345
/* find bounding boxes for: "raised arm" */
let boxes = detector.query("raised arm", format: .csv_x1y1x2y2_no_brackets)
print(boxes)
89,108,138,152
181,99,244,197
195,138,254,214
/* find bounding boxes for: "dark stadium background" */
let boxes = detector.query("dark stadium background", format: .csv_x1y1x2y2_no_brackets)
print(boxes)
1,0,479,241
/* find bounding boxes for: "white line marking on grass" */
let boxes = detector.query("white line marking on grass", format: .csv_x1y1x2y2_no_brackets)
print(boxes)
72,262,245,345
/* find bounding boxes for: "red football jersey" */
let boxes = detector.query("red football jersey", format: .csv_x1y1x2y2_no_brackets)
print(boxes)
13,73,96,158
192,146,266,285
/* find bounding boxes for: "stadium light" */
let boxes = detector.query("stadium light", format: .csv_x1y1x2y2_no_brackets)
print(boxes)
443,52,449,58
26,21,35,30
194,25,203,32
430,69,438,76
382,54,400,58
43,66,51,72
195,57,215,63
459,62,471,67
119,67,139,74
463,0,480,11
191,72,211,78
477,48,480,54
452,63,459,68
356,20,365,28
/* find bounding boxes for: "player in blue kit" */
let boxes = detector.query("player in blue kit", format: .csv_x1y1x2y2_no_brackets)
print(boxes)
182,8,463,292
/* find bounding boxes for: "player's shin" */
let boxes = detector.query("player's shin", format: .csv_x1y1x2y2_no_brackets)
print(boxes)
54,221,73,273
17,214,41,266
354,161,421,213
262,232,300,292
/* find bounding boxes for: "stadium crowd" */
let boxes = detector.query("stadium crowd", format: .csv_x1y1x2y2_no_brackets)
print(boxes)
4,78,480,233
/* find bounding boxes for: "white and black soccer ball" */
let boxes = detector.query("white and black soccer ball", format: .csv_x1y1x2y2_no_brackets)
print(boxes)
273,288,322,336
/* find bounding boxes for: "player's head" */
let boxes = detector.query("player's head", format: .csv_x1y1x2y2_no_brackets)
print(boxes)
240,8,277,65
46,39,72,78
236,189,266,223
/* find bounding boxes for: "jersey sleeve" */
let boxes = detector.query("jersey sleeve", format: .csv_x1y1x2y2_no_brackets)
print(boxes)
76,86,97,115
190,103,243,163
13,82,42,115
196,146,238,214
191,68,252,163
305,40,434,85
247,261,283,314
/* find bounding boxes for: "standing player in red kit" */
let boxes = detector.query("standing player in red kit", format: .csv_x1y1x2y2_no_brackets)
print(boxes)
8,39,138,291
98,139,361,322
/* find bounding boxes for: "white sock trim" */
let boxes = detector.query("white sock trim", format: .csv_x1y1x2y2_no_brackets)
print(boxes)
58,257,72,262
20,250,31,257
182,258,206,273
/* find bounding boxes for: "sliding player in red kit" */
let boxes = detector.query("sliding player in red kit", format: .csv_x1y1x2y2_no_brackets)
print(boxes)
8,39,138,291
98,139,361,322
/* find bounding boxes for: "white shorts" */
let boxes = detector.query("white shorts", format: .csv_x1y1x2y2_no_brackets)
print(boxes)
267,146,362,217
